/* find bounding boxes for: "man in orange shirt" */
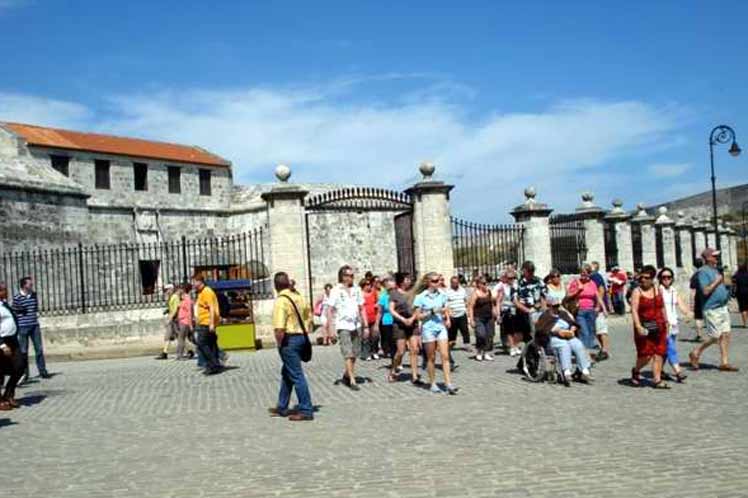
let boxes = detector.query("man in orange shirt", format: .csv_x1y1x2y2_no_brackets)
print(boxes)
193,274,222,375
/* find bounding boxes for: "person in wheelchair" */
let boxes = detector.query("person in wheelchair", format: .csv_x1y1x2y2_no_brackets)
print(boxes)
534,295,593,386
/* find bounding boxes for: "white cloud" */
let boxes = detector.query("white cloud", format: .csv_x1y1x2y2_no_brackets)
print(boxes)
0,80,685,221
0,92,91,128
647,163,690,178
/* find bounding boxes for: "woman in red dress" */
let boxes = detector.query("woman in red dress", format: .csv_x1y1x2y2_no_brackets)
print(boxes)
630,265,670,389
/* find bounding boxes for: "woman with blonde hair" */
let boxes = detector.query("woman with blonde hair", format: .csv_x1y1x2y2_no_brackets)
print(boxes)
413,272,458,394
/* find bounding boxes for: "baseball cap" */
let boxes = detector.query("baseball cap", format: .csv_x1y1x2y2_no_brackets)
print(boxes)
701,248,720,259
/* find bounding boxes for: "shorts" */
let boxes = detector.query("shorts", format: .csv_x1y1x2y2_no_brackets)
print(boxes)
421,327,448,343
337,329,362,359
515,311,533,341
500,310,517,335
704,306,731,339
393,323,415,341
595,314,609,335
738,294,748,313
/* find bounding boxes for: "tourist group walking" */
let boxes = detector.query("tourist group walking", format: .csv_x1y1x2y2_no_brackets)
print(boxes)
1,246,741,420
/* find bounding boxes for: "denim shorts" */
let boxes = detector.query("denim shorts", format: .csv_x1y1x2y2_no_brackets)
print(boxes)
421,327,448,343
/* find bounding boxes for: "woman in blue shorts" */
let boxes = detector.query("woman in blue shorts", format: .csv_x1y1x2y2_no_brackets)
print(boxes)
413,272,458,395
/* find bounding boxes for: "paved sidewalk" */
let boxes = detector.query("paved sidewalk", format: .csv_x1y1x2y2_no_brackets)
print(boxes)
3,316,748,497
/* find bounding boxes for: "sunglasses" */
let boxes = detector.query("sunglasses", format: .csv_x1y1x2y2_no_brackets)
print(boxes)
430,279,440,283
639,275,653,281
661,275,673,280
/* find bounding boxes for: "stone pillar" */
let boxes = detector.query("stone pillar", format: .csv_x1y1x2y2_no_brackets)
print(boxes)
605,202,634,313
604,199,633,272
260,165,310,297
675,211,693,273
693,221,707,259
706,226,717,249
730,231,740,269
510,187,553,277
406,162,454,279
632,203,656,267
655,206,677,269
575,192,606,267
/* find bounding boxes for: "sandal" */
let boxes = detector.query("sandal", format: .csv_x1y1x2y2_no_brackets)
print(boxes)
630,368,641,387
387,372,397,383
675,372,688,383
652,380,671,390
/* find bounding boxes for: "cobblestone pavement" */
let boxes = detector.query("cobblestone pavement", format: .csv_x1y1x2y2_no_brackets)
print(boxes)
3,316,748,498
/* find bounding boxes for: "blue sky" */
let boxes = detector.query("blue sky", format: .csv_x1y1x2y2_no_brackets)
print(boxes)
1,0,746,221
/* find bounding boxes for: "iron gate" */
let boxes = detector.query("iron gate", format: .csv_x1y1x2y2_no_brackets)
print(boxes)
632,223,643,271
604,221,618,270
549,214,587,274
304,187,415,299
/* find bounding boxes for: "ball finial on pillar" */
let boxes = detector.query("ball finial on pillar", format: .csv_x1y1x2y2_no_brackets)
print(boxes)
275,164,291,183
419,161,436,180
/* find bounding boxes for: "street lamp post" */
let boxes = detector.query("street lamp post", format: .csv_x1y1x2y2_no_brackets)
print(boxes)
709,125,741,255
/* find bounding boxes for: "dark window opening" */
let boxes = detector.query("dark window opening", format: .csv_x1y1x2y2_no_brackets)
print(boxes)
139,260,160,295
50,155,70,176
168,166,181,194
199,169,212,196
133,162,148,191
95,159,111,190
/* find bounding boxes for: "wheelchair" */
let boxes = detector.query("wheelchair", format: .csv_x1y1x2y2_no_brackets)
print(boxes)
517,339,560,384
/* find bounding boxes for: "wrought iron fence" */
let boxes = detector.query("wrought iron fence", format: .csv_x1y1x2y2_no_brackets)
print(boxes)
451,218,524,279
0,230,271,316
550,214,587,274
604,220,618,270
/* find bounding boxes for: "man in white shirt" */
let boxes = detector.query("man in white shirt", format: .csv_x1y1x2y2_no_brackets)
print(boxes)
445,276,469,366
0,282,25,410
327,265,369,391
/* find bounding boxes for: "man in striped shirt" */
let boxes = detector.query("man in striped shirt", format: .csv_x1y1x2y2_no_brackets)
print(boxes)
13,276,50,380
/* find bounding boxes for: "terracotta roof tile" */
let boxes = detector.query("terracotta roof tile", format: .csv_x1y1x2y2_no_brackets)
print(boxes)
1,122,231,168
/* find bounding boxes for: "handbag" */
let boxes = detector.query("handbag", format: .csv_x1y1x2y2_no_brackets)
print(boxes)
641,320,659,337
282,295,313,363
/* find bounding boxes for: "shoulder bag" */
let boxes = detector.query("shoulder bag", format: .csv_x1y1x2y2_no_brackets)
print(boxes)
282,295,313,362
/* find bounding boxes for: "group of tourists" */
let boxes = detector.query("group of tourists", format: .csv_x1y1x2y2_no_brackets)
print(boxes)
270,246,742,421
154,275,229,375
0,246,742,420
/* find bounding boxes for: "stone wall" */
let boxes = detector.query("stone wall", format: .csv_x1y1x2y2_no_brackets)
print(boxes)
0,187,89,253
26,146,233,210
307,211,399,298
39,297,276,360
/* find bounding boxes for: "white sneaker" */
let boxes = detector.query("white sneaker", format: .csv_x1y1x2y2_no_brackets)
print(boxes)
484,353,495,361
475,353,484,362
509,348,518,357
372,353,380,360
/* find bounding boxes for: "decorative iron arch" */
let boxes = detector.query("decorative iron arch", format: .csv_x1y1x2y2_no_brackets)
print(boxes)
305,187,413,212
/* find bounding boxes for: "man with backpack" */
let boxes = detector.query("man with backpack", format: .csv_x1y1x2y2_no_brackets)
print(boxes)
269,272,314,421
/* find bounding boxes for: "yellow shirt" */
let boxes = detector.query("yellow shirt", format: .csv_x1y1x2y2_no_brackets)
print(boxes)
196,286,219,327
167,293,180,319
272,289,312,334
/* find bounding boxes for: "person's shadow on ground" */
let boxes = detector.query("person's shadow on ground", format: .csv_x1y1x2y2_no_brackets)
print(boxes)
0,418,17,428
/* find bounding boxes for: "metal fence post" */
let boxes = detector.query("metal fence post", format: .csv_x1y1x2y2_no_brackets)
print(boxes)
77,242,86,314
181,235,188,283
